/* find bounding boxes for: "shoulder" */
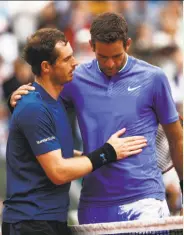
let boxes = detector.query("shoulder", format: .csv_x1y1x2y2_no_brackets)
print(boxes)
132,56,167,81
73,59,96,79
16,91,52,121
75,60,94,73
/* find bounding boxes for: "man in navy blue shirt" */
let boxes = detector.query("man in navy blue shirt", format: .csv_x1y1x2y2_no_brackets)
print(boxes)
10,13,183,224
2,28,147,235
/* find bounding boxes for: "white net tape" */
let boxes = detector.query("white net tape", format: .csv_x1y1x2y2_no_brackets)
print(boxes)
70,216,183,234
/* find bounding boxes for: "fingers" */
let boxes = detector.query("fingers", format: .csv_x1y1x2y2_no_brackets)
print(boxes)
10,94,22,107
18,84,35,91
10,92,28,107
116,139,147,159
14,94,22,100
123,149,143,156
128,143,147,152
123,136,147,143
128,139,147,147
10,84,35,108
113,128,126,137
12,101,17,107
14,90,30,96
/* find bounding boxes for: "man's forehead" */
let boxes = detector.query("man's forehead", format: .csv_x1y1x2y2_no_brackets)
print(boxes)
95,41,124,56
55,41,73,57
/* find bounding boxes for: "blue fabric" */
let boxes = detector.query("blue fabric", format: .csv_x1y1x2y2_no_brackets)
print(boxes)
78,198,170,224
3,82,73,223
61,56,178,208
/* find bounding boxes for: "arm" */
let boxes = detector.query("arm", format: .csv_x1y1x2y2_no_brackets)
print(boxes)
19,101,147,185
152,69,182,179
9,80,71,111
8,83,35,112
37,149,93,184
162,120,183,180
162,120,183,216
37,130,147,185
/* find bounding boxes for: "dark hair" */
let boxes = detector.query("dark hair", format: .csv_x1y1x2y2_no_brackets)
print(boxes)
90,12,128,48
23,28,68,76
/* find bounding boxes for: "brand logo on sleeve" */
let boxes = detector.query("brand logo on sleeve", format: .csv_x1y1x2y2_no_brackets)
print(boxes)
36,136,56,144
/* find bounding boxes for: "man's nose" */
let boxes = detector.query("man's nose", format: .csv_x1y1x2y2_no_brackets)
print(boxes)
105,58,114,69
72,57,78,68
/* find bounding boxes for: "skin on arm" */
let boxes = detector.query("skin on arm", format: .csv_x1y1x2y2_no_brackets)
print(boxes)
73,149,83,157
37,149,93,185
37,128,147,185
162,120,183,215
162,120,183,180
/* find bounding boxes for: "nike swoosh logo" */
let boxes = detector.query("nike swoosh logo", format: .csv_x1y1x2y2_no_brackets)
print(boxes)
128,85,141,91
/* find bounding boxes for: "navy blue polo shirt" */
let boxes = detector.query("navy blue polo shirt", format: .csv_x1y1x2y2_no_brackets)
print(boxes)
61,56,179,207
3,82,73,223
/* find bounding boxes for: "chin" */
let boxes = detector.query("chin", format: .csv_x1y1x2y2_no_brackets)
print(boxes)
65,76,73,84
105,72,114,77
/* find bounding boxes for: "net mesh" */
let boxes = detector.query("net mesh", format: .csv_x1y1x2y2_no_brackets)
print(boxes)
156,124,173,173
70,216,183,235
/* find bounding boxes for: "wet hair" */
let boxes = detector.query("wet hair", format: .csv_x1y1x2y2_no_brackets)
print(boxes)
23,28,68,76
90,12,128,48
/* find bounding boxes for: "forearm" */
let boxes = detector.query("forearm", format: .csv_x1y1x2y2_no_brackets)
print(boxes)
55,156,93,184
41,143,117,185
56,143,116,184
169,138,183,180
38,132,146,185
162,120,183,181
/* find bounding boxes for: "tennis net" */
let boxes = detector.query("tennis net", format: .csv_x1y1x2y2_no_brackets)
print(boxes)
70,216,183,235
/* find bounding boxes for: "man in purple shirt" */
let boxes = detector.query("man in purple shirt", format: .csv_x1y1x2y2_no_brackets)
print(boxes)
10,13,183,223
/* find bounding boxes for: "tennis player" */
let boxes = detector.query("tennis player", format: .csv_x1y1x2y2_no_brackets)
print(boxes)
9,13,183,224
2,28,147,235
64,13,182,223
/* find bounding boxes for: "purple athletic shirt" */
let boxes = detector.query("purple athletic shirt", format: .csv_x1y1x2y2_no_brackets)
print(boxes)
61,56,178,207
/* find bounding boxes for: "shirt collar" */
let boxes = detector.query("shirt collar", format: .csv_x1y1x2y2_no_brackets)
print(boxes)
97,53,129,74
33,82,57,103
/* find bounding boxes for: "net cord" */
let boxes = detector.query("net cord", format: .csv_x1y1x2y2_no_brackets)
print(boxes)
70,216,183,234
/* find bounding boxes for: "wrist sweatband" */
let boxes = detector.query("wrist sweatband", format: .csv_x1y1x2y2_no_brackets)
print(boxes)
87,143,117,171
180,180,183,194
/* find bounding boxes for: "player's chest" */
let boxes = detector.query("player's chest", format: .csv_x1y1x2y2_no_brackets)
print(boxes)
75,79,146,110
48,103,73,146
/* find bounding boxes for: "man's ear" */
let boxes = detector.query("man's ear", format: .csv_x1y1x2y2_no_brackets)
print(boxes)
41,61,51,74
125,38,132,52
89,40,95,52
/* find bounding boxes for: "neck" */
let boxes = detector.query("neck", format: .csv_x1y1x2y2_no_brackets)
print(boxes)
35,76,63,100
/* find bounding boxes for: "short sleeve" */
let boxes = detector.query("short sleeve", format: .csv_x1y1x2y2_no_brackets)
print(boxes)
153,69,179,124
17,102,61,156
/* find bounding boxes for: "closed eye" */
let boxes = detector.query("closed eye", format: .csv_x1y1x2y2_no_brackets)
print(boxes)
63,56,72,62
100,55,108,59
63,53,73,62
113,54,121,58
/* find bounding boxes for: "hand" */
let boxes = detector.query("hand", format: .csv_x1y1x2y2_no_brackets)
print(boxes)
10,83,35,107
107,128,147,160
